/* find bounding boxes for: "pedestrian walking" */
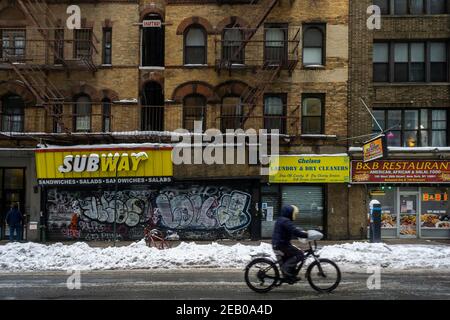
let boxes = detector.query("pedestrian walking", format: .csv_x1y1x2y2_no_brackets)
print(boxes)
5,203,23,242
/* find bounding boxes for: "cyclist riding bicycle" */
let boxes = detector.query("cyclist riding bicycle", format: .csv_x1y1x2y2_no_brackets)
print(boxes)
272,205,308,283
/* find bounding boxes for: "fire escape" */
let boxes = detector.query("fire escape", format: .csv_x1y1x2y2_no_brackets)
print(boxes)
215,0,301,129
1,0,99,133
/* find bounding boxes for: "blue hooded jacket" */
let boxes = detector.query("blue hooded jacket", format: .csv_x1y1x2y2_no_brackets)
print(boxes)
272,205,308,248
6,208,23,227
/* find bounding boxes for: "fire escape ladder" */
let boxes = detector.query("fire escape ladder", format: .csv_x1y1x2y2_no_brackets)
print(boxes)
9,62,69,133
17,0,68,69
218,0,279,71
240,63,282,126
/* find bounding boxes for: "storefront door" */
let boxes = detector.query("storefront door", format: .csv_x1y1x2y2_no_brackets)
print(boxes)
0,168,26,240
398,192,420,238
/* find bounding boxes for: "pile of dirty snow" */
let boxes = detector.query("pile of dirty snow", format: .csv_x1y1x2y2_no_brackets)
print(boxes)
318,242,450,271
0,240,274,272
1,241,450,272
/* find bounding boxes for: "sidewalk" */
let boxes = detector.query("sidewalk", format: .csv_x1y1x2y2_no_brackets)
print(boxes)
1,238,450,247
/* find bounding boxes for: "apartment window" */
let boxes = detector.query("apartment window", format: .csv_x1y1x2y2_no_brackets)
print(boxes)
303,24,325,67
302,94,324,134
183,94,206,131
374,41,449,82
430,0,448,13
430,42,448,82
52,104,63,133
373,109,448,147
1,29,25,60
141,81,164,131
102,98,111,132
395,0,424,14
374,0,390,14
374,0,448,14
373,43,390,82
0,94,24,132
222,26,244,64
221,96,243,131
264,24,287,65
264,94,286,134
184,25,206,65
394,42,425,82
73,94,91,132
74,29,92,58
141,13,164,67
102,28,112,65
54,28,64,65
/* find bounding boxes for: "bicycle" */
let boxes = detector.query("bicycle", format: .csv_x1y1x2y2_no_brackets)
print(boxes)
244,231,341,293
143,227,173,250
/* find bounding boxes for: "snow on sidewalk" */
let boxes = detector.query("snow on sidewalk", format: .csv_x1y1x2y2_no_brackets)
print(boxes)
0,240,450,272
319,242,450,271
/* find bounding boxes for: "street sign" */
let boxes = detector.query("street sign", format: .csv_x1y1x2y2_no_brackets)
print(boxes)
143,20,162,28
363,134,387,162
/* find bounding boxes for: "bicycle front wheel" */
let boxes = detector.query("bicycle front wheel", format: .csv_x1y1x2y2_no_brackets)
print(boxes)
244,258,280,293
306,258,341,293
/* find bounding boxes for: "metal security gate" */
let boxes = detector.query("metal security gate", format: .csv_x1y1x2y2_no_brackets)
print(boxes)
281,185,324,232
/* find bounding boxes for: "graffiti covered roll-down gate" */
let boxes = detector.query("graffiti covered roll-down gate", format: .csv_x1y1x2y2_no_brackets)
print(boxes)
45,184,254,241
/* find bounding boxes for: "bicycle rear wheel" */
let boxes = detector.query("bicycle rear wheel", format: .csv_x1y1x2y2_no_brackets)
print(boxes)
306,258,341,293
244,258,280,293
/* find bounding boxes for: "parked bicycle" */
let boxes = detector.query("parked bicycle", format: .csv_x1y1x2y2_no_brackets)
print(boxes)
244,231,341,293
143,227,178,249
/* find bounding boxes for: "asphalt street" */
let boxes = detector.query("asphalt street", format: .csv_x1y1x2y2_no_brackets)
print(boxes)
0,269,449,300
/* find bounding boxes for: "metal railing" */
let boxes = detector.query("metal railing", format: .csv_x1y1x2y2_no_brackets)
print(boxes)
0,27,98,69
215,27,301,71
0,108,113,134
141,105,165,131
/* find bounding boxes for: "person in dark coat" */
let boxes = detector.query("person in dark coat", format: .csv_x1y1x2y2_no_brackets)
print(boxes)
272,205,308,282
5,203,23,242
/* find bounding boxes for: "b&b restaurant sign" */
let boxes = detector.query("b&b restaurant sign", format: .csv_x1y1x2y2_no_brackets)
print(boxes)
352,160,450,183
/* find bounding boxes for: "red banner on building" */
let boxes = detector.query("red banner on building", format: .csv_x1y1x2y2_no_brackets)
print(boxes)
351,160,450,183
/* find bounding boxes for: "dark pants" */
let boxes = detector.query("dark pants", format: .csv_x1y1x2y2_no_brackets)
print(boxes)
274,244,304,277
9,225,22,241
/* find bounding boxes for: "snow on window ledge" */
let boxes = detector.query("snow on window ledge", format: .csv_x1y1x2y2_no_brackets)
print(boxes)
139,66,165,70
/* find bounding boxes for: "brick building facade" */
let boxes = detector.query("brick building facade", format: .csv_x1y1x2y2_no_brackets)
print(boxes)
0,0,357,241
349,0,450,239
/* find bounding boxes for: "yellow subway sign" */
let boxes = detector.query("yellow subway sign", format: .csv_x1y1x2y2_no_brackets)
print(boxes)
269,155,350,183
35,146,173,186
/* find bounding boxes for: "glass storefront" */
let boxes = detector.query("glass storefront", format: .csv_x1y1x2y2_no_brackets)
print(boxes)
369,186,450,238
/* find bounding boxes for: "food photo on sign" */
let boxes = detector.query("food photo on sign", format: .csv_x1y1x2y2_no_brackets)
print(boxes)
421,191,450,229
